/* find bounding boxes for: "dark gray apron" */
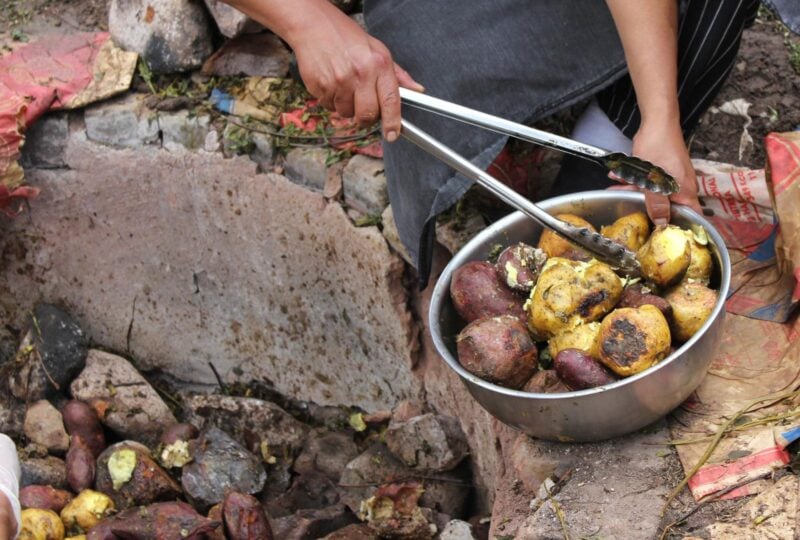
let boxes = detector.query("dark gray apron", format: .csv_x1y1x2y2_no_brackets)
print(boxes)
364,0,628,286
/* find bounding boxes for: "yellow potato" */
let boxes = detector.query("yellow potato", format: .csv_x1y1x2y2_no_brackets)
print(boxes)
683,229,713,285
19,508,65,540
598,305,671,377
60,490,114,534
637,225,691,288
549,322,602,359
600,211,651,251
537,214,595,261
664,281,718,342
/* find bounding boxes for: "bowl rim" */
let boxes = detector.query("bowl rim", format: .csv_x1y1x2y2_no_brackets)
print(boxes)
429,190,732,400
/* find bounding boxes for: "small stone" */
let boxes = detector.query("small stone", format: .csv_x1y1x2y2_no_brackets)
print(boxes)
384,414,469,472
184,394,309,457
267,471,340,518
109,0,214,73
440,520,477,540
85,94,160,148
284,148,329,191
181,426,267,508
202,33,291,77
320,524,376,539
391,400,426,425
20,113,69,169
21,456,67,489
203,0,261,38
342,155,389,215
270,503,358,540
70,350,177,446
159,111,211,152
0,402,25,439
95,441,182,509
381,206,413,265
251,132,275,168
436,211,487,256
293,430,359,482
24,400,69,453
204,129,221,153
10,304,88,401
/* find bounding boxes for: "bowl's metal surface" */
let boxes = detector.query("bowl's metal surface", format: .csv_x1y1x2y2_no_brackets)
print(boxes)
429,191,731,442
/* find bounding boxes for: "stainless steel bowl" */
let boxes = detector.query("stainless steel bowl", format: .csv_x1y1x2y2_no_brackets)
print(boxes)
429,191,731,442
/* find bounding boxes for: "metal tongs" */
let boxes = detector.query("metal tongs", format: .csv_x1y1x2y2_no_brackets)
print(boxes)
398,89,680,277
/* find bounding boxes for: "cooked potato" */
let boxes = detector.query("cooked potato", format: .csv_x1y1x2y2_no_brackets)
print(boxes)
62,400,105,458
60,490,114,534
548,322,601,359
554,348,618,390
450,261,525,323
456,315,538,389
637,225,691,288
600,211,650,251
20,486,73,514
66,438,95,494
19,508,65,540
683,229,713,285
522,370,570,394
598,305,671,376
495,243,547,293
527,258,623,338
537,214,595,261
617,283,672,319
664,282,718,342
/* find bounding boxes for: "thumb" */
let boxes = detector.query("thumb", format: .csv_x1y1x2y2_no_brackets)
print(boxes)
393,63,425,92
645,192,671,226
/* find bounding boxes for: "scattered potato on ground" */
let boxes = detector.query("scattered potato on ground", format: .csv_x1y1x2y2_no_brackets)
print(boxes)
665,282,718,342
537,213,595,261
554,348,618,390
450,261,525,323
19,508,65,540
495,243,547,293
20,486,74,514
60,490,114,535
600,211,651,251
637,225,691,288
598,305,672,377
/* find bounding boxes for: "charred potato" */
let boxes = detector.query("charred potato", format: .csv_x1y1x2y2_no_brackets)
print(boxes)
522,370,570,394
684,229,713,285
537,214,595,261
456,315,538,389
527,258,623,338
600,211,651,251
637,225,691,288
664,282,718,342
548,322,601,359
598,305,671,377
495,243,547,293
450,261,525,323
554,348,618,390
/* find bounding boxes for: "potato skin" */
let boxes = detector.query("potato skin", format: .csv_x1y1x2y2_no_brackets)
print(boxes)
598,305,672,377
450,261,525,323
684,231,713,285
223,492,274,540
522,370,570,394
20,485,74,513
456,315,538,389
554,349,618,390
617,283,672,319
637,225,691,288
600,211,651,251
159,423,199,446
66,438,96,494
19,508,65,540
495,243,547,293
537,214,595,261
664,282,718,342
61,490,115,534
527,258,623,338
548,322,601,359
62,401,105,459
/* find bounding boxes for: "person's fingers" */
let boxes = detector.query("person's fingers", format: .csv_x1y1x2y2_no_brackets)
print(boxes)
606,184,639,191
376,70,401,142
353,78,380,129
645,192,670,225
393,63,424,92
332,87,354,118
671,192,703,215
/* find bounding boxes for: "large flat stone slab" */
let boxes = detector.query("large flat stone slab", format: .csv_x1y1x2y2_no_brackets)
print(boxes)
3,132,421,410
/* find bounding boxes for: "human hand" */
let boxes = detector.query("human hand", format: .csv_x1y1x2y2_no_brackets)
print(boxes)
287,5,423,142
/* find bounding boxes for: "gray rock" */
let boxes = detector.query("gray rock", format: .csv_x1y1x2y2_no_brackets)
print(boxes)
339,443,469,518
0,401,25,439
293,430,359,482
181,426,267,507
202,33,290,77
24,400,69,453
10,304,88,401
203,129,221,153
21,456,67,489
342,155,388,215
385,414,469,473
271,504,358,540
203,0,261,38
440,520,476,540
251,132,275,168
284,148,329,191
109,0,214,73
380,206,412,265
267,471,340,518
185,394,309,456
70,349,176,446
159,111,211,152
20,113,69,169
85,94,160,148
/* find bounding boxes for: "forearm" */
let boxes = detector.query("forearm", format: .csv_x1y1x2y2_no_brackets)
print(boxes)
605,1,680,128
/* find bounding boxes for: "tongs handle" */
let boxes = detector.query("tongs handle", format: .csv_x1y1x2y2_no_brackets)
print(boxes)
400,119,642,276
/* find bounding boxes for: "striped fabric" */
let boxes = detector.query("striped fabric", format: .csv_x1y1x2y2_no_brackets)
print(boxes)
597,0,761,139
